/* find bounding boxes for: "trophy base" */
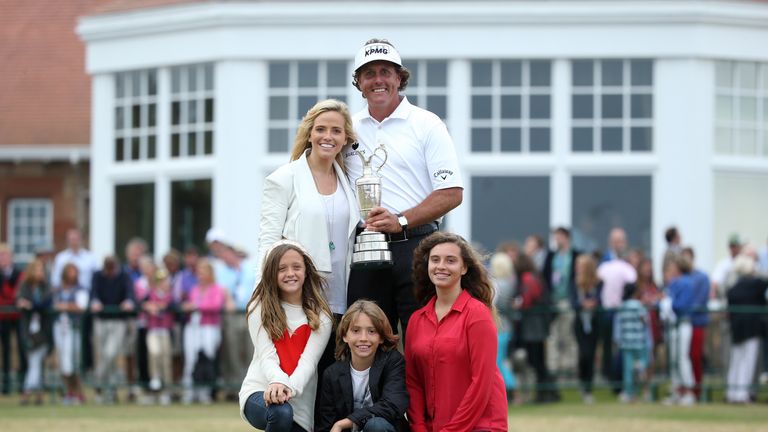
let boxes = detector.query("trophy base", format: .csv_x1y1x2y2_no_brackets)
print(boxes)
350,259,394,271
350,249,394,270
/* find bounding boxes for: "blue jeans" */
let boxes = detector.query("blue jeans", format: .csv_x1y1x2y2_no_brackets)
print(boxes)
243,392,306,432
363,417,396,432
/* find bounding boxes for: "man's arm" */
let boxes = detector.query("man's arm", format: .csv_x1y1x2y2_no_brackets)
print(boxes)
364,187,463,234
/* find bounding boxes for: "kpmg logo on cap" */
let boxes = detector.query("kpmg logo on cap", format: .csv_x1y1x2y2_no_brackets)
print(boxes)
365,45,389,57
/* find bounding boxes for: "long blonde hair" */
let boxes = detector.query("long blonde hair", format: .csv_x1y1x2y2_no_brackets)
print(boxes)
289,99,356,173
575,254,598,292
245,243,332,340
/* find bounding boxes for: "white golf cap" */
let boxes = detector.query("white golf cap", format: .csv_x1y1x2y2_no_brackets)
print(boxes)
354,40,402,71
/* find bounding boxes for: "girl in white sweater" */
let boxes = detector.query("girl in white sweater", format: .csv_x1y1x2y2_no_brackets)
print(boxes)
240,240,333,432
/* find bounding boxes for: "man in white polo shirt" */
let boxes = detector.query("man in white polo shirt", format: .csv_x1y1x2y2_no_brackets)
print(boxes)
344,38,463,337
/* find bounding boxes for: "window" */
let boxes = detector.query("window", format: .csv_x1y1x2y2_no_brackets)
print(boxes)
171,179,212,253
471,176,550,252
115,69,158,161
7,199,53,264
571,176,651,255
171,64,215,158
402,60,449,119
470,60,552,153
115,183,155,258
267,60,348,153
715,61,768,156
571,59,653,153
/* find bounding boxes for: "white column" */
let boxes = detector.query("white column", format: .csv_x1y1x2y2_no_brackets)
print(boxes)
153,68,171,260
213,60,267,254
89,73,115,261
447,59,471,237
550,59,572,241
654,59,714,274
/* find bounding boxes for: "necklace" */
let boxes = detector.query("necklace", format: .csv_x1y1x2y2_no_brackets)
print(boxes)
322,191,336,251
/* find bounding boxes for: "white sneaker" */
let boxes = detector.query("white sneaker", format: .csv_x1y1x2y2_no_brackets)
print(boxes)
181,388,194,405
197,388,212,405
679,392,696,406
159,392,172,406
619,392,632,403
581,393,595,405
149,378,162,391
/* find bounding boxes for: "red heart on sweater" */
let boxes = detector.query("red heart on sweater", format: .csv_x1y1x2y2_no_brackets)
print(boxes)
273,324,311,375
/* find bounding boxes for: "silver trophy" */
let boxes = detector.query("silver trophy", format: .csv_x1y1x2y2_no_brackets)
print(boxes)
351,143,394,270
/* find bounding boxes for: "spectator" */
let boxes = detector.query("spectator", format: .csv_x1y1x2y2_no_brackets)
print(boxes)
513,253,557,403
663,226,682,268
711,234,743,300
51,228,99,292
597,247,637,393
573,254,601,404
51,229,99,375
614,283,650,403
601,228,628,263
681,247,710,398
0,243,25,395
725,254,767,404
181,258,226,404
174,246,200,304
524,234,547,273
52,263,89,405
123,237,148,283
636,258,663,376
489,252,518,404
663,255,697,406
496,241,520,264
210,237,255,397
90,255,134,404
144,268,175,405
130,255,156,400
16,259,53,405
542,227,579,378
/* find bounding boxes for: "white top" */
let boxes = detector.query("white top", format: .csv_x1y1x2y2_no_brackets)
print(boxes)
350,364,373,410
321,181,350,315
51,248,100,291
257,150,359,284
344,97,463,215
239,302,332,432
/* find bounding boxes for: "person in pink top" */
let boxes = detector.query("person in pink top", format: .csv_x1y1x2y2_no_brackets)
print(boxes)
181,258,227,404
405,232,507,432
597,253,637,394
143,268,176,404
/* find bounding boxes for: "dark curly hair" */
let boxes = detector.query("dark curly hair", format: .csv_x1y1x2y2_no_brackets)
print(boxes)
352,38,410,92
412,232,495,311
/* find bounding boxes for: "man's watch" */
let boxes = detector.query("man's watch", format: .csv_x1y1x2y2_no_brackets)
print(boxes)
396,213,408,233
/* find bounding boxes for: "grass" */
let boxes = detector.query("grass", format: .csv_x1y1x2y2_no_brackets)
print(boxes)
2,392,768,432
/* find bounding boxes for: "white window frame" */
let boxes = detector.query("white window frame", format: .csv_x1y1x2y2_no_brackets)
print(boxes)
470,59,553,153
115,69,158,162
267,60,349,153
571,59,654,153
403,59,450,121
714,61,768,157
7,198,53,264
170,63,215,158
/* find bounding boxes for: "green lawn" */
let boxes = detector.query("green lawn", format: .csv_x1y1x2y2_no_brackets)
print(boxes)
1,394,767,432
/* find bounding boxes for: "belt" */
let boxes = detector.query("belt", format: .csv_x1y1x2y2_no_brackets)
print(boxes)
387,222,439,242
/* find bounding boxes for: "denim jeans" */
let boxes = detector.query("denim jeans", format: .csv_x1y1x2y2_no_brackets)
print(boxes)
363,417,396,432
243,391,306,432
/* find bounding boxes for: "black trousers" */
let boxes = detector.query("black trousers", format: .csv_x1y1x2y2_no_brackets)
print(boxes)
0,319,27,394
346,234,426,343
574,316,599,394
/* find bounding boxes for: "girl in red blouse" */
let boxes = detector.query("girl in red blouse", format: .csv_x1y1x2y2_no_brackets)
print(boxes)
405,232,508,432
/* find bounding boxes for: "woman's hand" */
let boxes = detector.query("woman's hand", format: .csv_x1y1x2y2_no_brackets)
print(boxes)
264,382,291,405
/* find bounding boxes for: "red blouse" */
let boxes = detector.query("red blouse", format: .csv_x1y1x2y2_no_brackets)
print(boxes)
405,289,508,432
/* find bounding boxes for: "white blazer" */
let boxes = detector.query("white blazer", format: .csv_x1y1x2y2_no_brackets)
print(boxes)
256,150,360,284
